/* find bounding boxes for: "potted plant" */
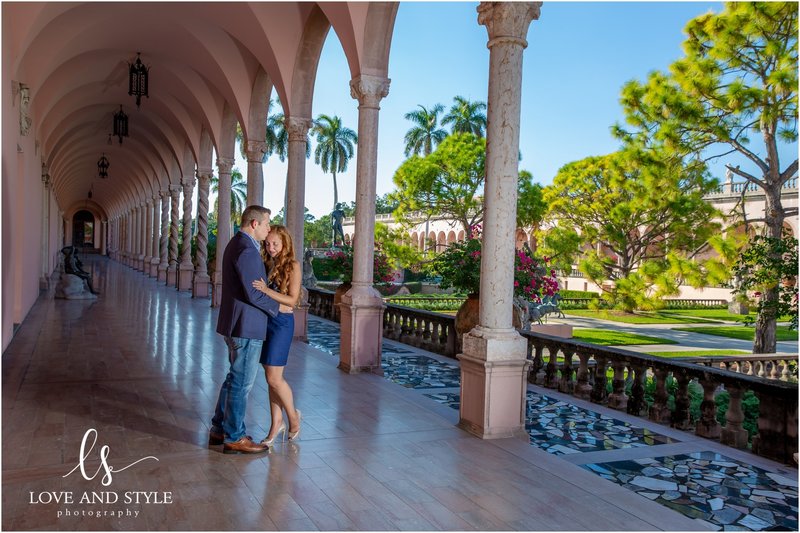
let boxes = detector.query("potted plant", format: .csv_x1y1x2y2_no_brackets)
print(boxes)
432,226,560,349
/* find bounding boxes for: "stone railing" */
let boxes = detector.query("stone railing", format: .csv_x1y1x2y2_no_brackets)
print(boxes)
307,287,798,463
383,304,457,356
520,329,798,463
674,355,798,382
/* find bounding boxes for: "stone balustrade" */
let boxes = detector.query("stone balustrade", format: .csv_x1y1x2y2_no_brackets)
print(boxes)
307,287,799,463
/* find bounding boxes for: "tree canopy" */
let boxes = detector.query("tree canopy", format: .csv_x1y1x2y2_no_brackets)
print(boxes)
542,150,723,311
615,1,798,350
403,104,448,157
441,96,487,138
392,133,486,236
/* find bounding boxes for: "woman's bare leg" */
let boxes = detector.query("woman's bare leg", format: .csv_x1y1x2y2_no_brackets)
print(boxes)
266,365,300,432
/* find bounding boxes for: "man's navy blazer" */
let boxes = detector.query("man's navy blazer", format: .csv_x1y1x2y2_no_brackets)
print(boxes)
216,232,280,340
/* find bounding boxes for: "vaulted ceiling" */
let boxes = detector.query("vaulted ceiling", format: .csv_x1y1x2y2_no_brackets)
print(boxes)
5,2,398,219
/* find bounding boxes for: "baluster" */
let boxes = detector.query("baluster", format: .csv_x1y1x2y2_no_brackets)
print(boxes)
412,317,422,347
781,360,791,381
530,343,545,385
720,383,749,448
544,343,559,389
574,351,592,400
421,319,432,347
756,361,766,378
607,360,628,411
445,322,456,357
627,362,647,416
559,347,575,394
649,368,671,424
590,355,608,404
671,370,691,429
695,376,720,439
769,360,779,380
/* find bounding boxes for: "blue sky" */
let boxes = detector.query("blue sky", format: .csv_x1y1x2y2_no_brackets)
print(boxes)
249,2,738,219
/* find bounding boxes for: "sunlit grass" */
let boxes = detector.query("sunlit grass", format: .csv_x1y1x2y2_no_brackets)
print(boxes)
565,309,716,324
572,328,677,346
673,325,798,342
644,349,750,358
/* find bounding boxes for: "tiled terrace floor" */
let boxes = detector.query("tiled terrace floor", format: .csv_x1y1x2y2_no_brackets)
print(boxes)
2,256,797,531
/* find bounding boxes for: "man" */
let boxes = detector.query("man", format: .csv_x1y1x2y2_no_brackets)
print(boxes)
210,205,279,454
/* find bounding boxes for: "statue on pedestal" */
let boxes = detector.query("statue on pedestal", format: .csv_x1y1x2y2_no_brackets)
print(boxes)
56,246,99,298
331,204,345,247
302,249,318,289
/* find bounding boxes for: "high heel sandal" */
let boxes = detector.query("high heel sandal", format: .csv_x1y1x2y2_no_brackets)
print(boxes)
260,423,286,446
288,410,302,441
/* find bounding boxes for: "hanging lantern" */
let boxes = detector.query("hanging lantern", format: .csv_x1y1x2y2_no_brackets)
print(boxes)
128,52,149,108
113,105,128,144
97,154,109,179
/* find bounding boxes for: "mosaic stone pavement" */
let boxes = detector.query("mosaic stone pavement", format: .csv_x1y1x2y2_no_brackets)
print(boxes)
307,318,798,531
423,391,676,455
584,452,799,531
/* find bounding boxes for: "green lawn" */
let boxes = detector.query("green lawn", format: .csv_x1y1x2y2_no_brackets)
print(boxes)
644,349,750,358
564,309,717,324
673,325,799,341
572,328,677,346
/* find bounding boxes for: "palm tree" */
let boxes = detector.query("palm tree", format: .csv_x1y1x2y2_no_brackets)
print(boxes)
312,114,358,212
403,103,447,156
211,168,248,227
442,96,487,137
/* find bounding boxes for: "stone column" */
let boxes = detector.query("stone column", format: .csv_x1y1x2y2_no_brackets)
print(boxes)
150,193,160,277
178,176,196,291
100,220,107,256
137,203,146,271
166,185,181,286
246,140,268,206
143,199,153,270
212,158,234,307
124,211,132,266
193,170,212,298
286,117,313,341
131,206,139,269
40,164,51,290
458,2,540,439
158,191,170,282
337,75,390,373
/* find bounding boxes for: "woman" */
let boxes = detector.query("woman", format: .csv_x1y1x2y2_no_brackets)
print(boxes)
252,225,303,445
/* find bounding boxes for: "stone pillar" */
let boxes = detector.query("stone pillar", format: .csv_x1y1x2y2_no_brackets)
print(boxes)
212,158,234,307
166,185,181,286
337,75,390,373
286,117,313,341
193,170,212,298
158,191,170,282
150,193,160,277
137,203,146,271
124,211,131,266
40,164,51,290
143,199,153,270
458,2,540,439
100,220,107,256
178,176,195,291
246,140,268,206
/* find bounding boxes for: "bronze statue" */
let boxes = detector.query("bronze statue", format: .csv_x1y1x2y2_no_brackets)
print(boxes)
62,246,98,294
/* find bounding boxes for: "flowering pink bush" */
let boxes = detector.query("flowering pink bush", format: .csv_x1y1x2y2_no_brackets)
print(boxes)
321,245,396,284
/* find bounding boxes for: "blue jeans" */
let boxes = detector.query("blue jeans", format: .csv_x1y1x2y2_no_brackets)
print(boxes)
211,336,264,442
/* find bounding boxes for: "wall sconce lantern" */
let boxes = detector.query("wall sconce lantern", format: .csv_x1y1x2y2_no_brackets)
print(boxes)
128,52,149,108
113,105,128,144
97,154,109,179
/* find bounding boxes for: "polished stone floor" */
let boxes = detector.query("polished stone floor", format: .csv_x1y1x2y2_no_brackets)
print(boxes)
1,256,796,531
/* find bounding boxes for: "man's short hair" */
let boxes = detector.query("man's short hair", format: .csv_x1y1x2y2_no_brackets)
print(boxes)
241,205,271,226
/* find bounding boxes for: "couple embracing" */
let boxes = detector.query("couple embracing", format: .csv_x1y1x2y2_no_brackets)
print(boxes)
209,205,303,454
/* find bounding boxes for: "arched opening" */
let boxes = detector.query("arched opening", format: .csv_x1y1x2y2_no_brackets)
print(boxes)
447,230,456,245
72,210,95,248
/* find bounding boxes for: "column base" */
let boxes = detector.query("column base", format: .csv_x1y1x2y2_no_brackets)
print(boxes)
457,327,529,439
166,265,178,287
293,304,309,342
158,263,168,283
39,275,50,291
193,273,211,298
178,264,194,291
211,272,222,308
338,284,385,374
137,255,146,271
149,258,159,278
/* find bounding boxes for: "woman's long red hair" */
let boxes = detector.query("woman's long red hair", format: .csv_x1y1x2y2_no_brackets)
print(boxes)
262,225,296,295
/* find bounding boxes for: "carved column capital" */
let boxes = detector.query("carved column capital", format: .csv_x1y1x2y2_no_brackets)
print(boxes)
245,140,268,162
196,171,212,188
286,117,313,141
350,75,391,110
169,184,182,197
477,2,541,48
216,157,234,175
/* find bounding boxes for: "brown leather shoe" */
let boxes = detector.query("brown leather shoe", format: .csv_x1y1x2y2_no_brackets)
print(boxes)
209,431,224,445
223,436,269,455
